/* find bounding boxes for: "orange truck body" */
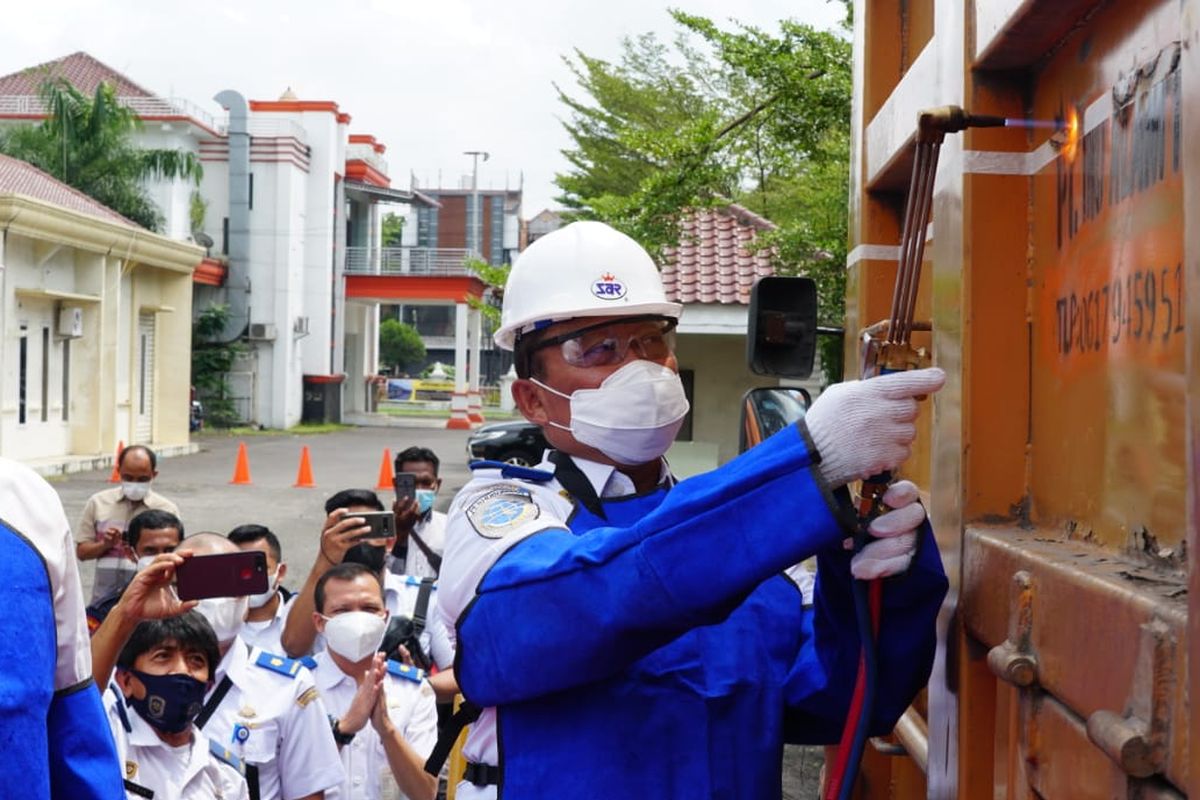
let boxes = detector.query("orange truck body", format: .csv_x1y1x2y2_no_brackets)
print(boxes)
848,0,1195,796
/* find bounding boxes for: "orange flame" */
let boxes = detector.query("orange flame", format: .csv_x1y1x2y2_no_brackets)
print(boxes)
1061,108,1081,162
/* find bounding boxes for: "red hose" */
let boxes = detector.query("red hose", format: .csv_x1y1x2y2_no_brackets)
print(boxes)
822,579,883,800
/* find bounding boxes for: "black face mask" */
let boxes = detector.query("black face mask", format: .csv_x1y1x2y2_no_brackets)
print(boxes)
343,542,386,573
125,670,207,734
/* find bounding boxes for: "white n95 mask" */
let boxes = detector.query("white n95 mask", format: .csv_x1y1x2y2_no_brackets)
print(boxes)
532,359,690,465
321,611,388,662
122,481,151,502
196,596,250,646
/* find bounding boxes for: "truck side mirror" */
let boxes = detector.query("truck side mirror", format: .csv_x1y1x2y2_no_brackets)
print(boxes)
739,386,811,453
746,276,818,379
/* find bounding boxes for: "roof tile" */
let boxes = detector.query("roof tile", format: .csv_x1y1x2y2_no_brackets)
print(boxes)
0,154,136,226
661,204,776,306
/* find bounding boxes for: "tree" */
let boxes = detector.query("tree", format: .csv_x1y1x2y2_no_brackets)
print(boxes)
382,212,405,246
192,304,244,428
0,77,202,232
554,12,852,379
380,319,426,374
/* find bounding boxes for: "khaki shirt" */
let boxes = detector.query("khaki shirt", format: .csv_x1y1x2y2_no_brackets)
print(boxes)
76,486,179,601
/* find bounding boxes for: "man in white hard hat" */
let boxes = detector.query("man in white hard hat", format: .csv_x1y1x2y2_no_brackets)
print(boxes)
436,220,948,799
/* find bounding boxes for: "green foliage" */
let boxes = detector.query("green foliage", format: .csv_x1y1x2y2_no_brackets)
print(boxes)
0,77,203,232
463,256,510,326
189,190,208,234
191,304,244,428
379,318,426,373
382,212,405,246
554,12,852,380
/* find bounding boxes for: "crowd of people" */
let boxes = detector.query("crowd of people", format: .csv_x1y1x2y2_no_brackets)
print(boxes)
6,221,946,800
73,444,456,800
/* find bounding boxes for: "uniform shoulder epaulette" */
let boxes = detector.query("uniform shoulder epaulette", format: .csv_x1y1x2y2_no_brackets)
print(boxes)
386,659,426,683
299,655,318,670
254,650,303,679
403,575,438,589
469,460,554,483
208,738,247,775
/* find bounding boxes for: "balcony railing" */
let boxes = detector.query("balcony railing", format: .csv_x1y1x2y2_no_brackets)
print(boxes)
0,94,226,134
344,246,480,276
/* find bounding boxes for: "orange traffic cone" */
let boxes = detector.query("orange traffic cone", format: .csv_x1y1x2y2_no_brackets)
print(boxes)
294,446,316,488
230,442,252,485
108,440,125,482
375,448,395,491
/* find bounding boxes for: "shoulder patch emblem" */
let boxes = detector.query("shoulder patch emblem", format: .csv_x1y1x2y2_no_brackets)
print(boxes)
467,486,540,539
296,686,320,708
386,659,426,683
209,738,247,775
254,651,302,678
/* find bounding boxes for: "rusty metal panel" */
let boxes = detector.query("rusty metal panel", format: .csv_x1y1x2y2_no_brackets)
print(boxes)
1027,0,1187,559
963,527,1188,790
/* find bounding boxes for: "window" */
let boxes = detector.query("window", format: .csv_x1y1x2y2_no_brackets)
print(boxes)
41,327,49,422
61,338,70,422
139,330,149,415
18,332,27,424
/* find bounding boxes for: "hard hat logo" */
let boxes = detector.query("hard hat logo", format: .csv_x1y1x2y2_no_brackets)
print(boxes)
591,274,627,300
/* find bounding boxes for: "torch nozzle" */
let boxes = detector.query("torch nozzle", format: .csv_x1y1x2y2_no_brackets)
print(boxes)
917,106,1008,142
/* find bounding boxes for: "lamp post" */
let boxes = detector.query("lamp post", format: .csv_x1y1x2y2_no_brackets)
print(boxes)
463,150,489,257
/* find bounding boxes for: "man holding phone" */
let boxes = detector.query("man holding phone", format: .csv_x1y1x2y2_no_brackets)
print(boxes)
389,447,446,580
91,534,345,800
281,489,454,674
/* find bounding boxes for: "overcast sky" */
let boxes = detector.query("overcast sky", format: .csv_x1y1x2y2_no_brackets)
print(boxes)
3,0,845,214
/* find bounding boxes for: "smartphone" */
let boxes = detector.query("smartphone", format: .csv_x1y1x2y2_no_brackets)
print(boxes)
176,551,269,601
351,511,396,541
393,473,416,502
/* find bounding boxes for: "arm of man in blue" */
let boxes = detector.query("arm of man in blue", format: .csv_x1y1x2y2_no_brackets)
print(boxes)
781,522,947,742
455,422,860,706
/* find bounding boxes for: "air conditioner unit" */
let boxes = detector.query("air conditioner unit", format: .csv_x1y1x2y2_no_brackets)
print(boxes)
57,306,84,338
293,316,310,335
247,323,277,341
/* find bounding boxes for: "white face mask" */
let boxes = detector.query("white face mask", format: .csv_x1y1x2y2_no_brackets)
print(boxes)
532,359,690,465
246,567,281,609
122,481,152,502
196,596,250,646
136,555,157,573
321,611,388,663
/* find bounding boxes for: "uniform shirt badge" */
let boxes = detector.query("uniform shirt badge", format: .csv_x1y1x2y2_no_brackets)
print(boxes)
467,487,540,539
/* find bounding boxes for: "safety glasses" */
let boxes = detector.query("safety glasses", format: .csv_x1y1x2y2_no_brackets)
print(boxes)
528,315,678,369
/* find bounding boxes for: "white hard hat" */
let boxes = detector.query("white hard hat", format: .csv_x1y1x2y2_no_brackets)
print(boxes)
495,220,681,350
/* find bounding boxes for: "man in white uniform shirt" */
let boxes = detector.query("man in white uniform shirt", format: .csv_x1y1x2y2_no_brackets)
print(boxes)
105,610,249,800
92,533,345,800
308,562,437,800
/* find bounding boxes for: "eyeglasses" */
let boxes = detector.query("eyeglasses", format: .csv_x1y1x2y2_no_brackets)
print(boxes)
528,315,678,369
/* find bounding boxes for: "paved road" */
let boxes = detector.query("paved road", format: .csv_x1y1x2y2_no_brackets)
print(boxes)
52,422,823,797
55,426,475,599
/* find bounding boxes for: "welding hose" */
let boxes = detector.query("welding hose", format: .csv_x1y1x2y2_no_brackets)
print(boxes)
823,472,890,800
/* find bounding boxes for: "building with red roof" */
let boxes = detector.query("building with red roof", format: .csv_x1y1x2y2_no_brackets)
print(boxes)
0,153,202,467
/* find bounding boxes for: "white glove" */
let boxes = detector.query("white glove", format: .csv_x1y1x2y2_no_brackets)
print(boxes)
849,480,925,580
804,368,946,488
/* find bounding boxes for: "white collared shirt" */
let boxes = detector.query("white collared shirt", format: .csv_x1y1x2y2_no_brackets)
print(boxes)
389,511,446,580
310,652,438,800
105,684,249,800
202,638,344,800
238,593,296,656
441,453,672,800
